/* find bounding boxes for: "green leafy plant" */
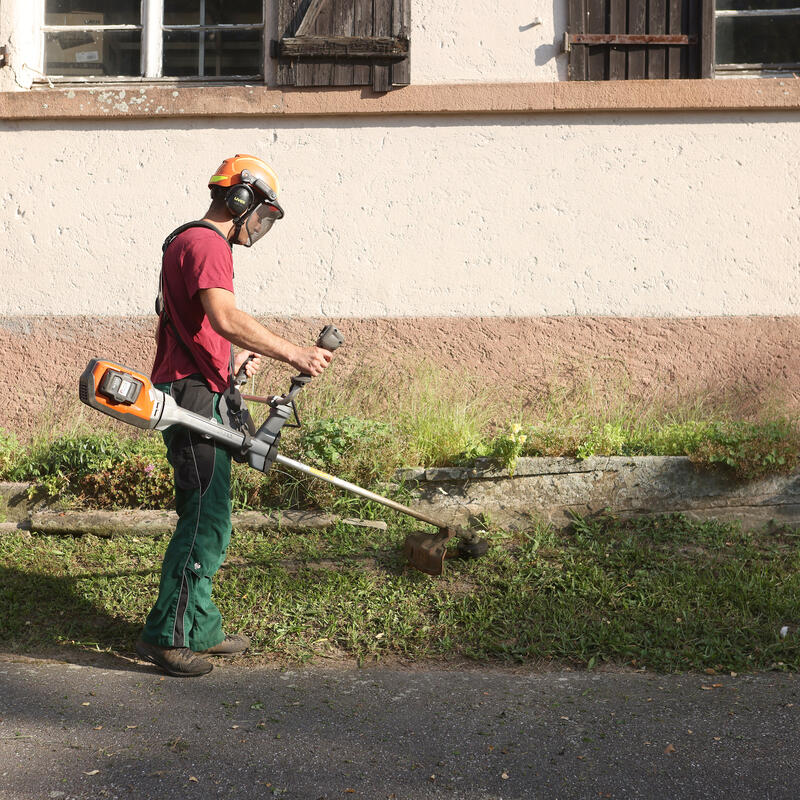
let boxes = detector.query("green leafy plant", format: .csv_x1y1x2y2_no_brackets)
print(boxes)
576,422,629,460
78,455,173,509
487,423,529,475
690,420,800,479
3,430,170,502
298,416,392,469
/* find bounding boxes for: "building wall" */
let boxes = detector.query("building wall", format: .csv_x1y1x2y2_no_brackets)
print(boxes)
2,112,798,318
410,1,567,84
0,105,797,435
0,5,798,436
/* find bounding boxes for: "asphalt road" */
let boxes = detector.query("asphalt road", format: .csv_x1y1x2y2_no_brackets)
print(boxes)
1,652,798,799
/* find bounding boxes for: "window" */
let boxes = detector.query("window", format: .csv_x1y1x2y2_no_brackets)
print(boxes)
37,0,410,88
566,0,800,78
715,0,800,73
41,0,265,80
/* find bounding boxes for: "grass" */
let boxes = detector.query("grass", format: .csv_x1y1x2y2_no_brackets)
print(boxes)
1,361,798,512
2,513,800,673
2,364,797,673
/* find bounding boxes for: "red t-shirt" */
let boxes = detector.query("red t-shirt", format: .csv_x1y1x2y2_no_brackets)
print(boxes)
151,226,234,393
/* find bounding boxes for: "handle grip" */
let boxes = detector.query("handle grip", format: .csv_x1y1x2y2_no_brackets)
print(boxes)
295,324,343,383
316,324,344,353
234,354,255,386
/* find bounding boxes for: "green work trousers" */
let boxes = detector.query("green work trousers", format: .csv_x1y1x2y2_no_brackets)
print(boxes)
141,378,232,652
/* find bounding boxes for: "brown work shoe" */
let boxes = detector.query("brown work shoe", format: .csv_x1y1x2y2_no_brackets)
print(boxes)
135,638,213,677
197,634,250,656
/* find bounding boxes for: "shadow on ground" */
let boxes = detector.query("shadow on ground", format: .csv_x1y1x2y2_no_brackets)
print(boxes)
0,565,152,673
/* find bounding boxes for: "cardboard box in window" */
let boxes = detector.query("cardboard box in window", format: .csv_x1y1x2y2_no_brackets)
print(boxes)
45,12,105,75
46,11,105,27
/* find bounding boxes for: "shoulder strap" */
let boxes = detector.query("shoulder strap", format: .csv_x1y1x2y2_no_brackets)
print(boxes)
161,220,230,254
156,220,228,318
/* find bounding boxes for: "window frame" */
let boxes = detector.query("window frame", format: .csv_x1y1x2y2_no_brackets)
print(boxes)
36,0,268,84
712,5,800,76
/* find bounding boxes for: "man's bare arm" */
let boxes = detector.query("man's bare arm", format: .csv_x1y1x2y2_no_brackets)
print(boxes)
198,287,332,377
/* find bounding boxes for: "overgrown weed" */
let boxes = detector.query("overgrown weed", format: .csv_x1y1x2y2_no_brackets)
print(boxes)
0,362,797,509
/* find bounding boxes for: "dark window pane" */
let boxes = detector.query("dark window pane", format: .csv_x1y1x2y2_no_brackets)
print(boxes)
163,29,262,76
717,0,800,9
44,29,141,75
163,31,200,76
164,0,262,25
45,0,140,26
203,30,262,75
164,0,201,26
204,0,262,25
716,16,800,64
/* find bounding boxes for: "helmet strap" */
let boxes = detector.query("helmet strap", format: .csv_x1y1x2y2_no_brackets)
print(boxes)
230,219,245,245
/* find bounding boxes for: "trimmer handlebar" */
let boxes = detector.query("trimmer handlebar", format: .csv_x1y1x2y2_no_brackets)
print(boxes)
316,324,345,353
236,324,343,389
247,326,344,473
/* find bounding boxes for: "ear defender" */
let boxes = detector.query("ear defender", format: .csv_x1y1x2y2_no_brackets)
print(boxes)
225,184,255,218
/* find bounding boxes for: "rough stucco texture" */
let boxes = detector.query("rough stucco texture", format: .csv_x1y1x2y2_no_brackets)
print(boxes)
1,315,797,437
411,0,566,83
1,112,799,319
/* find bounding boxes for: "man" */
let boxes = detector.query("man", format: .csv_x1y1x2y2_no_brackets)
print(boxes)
135,154,332,677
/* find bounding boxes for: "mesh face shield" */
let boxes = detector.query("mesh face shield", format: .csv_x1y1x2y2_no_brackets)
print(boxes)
241,201,284,247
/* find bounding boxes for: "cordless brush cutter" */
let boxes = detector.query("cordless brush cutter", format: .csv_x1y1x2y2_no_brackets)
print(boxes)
78,326,488,575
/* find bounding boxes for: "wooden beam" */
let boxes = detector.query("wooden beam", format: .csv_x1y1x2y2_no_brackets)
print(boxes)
276,35,409,60
569,33,696,45
295,0,328,36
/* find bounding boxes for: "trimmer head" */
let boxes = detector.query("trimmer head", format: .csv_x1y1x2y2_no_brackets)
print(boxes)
403,527,489,576
403,528,454,575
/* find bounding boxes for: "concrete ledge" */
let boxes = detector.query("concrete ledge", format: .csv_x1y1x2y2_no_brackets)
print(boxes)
0,481,36,522
4,457,799,536
26,509,339,537
2,79,800,121
402,456,800,531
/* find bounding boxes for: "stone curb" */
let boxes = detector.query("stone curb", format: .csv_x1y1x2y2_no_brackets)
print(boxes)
25,509,340,537
3,457,800,536
0,511,389,537
400,456,800,531
0,483,387,537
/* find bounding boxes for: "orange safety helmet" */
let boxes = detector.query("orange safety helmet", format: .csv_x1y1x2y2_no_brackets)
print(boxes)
209,154,284,246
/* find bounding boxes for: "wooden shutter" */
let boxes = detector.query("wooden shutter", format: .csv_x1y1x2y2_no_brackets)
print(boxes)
274,0,410,91
567,0,704,79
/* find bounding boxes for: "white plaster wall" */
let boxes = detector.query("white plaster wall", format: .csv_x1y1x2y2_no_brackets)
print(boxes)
1,113,798,317
410,0,567,83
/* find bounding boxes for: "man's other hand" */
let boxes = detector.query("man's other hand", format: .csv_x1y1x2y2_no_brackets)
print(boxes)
234,350,263,378
291,345,333,377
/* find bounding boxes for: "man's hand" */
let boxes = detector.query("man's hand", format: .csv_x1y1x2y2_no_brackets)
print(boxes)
289,345,333,378
234,350,263,379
